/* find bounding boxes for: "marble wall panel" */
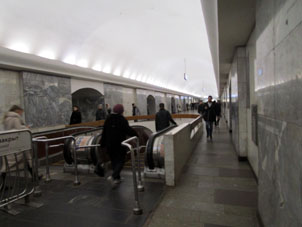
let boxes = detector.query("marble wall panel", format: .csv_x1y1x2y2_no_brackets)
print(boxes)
274,24,302,127
104,84,135,117
0,69,22,131
22,72,72,128
255,0,302,225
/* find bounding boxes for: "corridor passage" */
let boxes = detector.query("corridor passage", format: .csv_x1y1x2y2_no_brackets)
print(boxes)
146,120,259,227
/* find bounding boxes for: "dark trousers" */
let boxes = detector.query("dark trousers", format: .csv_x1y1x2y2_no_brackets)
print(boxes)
109,149,126,180
206,121,214,138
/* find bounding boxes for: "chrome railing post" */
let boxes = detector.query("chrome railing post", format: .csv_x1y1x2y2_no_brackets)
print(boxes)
122,137,143,215
72,137,80,185
33,141,42,197
136,138,144,192
45,142,51,183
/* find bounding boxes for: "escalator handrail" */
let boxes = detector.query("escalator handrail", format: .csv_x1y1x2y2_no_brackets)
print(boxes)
33,126,97,137
70,126,104,137
146,125,177,169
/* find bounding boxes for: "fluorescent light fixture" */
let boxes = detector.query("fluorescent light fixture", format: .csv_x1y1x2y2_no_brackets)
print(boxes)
77,59,89,68
130,73,136,80
63,55,76,65
112,68,121,76
92,64,102,71
184,73,189,81
38,49,56,60
103,65,111,73
123,70,130,78
8,42,30,53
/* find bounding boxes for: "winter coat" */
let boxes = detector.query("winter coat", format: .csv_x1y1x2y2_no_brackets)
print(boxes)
3,111,27,130
198,103,204,115
96,109,107,121
70,111,82,125
132,106,140,116
155,109,177,132
203,102,216,122
100,114,137,152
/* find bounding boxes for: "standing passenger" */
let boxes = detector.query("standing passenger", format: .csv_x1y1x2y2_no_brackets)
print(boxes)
203,96,216,141
100,104,137,187
215,100,222,127
70,105,82,125
96,104,106,121
3,105,28,130
155,103,177,132
132,103,140,122
198,101,204,116
105,104,112,115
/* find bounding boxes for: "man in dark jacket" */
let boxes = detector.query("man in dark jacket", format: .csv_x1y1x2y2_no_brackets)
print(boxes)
203,96,216,141
70,106,82,125
215,100,222,127
96,104,106,121
155,103,177,132
99,104,137,187
197,100,204,116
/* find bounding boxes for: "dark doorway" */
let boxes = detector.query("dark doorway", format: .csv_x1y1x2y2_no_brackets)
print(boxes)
72,88,104,122
147,95,156,115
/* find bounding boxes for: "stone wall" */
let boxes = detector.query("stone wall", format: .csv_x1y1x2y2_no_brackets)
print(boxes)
255,0,302,225
22,72,72,128
0,69,22,131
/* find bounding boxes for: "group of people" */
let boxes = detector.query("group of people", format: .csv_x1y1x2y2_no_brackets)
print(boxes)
69,104,112,125
198,96,221,141
95,102,177,188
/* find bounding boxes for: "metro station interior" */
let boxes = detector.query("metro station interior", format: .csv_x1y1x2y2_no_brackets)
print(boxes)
0,0,301,226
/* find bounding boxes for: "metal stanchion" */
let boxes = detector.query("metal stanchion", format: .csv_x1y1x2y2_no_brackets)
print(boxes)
45,142,51,183
33,141,42,197
136,139,144,192
122,137,143,215
72,138,80,185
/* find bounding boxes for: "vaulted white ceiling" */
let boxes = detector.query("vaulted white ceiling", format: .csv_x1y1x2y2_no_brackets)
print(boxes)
0,0,218,97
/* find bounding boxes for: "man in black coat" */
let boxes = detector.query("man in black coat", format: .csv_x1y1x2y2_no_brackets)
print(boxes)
99,104,137,186
203,96,216,141
70,106,82,125
96,104,107,121
155,103,177,132
197,100,204,116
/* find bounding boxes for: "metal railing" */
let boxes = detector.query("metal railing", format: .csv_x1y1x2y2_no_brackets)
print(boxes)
32,136,100,186
0,130,42,214
122,136,145,215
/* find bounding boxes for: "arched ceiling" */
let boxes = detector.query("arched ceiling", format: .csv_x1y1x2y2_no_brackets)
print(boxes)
0,0,218,97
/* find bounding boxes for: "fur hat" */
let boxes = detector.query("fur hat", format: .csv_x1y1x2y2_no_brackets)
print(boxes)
113,104,124,114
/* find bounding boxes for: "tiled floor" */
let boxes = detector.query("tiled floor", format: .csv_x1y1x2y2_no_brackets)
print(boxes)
145,120,259,227
0,166,164,227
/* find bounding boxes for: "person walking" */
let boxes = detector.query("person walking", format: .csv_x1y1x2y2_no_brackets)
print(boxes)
203,96,216,141
155,103,177,132
70,105,82,125
215,100,222,127
99,104,137,187
132,103,140,122
96,104,106,121
197,100,204,116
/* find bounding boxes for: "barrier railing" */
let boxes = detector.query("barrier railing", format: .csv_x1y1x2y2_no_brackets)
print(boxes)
189,116,203,139
122,136,144,215
32,136,100,186
0,130,42,215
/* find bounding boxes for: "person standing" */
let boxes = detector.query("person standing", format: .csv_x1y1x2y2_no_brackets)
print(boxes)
96,104,106,121
198,100,204,116
132,103,140,122
215,100,222,127
203,96,216,141
155,103,177,132
3,105,28,130
105,104,111,115
70,105,82,125
99,104,137,187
